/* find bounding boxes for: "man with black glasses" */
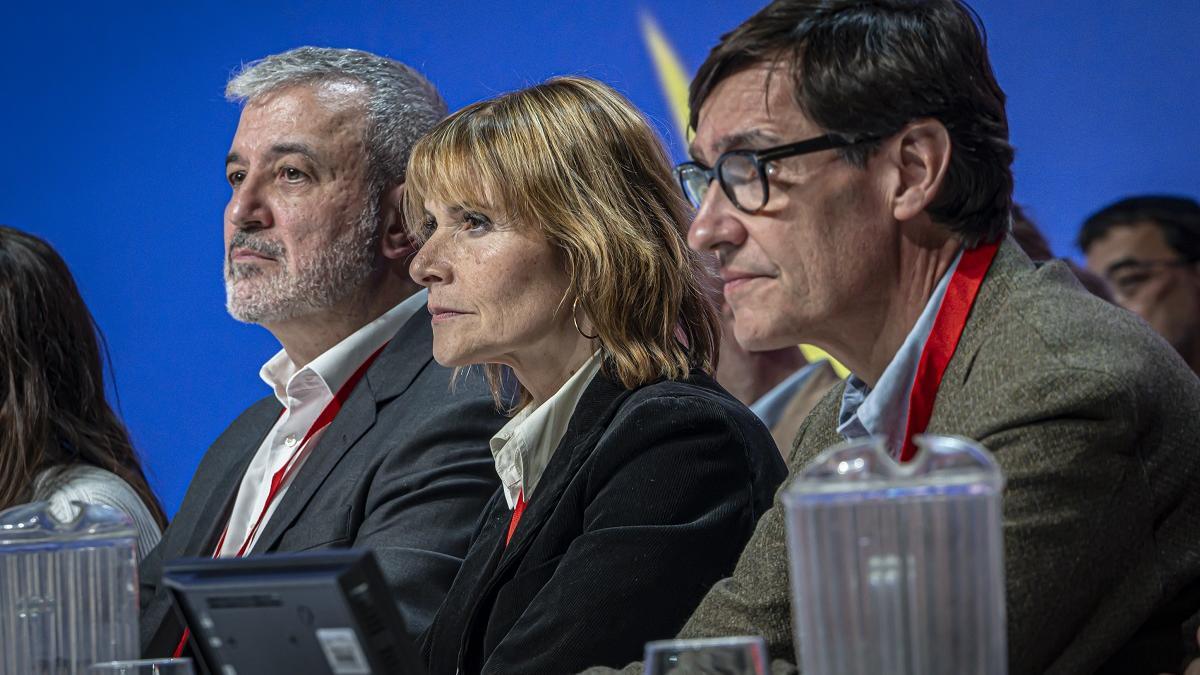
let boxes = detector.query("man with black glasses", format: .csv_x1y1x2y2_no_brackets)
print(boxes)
586,1,1200,674
1080,195,1200,375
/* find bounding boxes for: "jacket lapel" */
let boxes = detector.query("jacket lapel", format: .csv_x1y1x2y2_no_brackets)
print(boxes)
492,371,630,574
182,398,280,557
940,236,1030,391
248,312,435,554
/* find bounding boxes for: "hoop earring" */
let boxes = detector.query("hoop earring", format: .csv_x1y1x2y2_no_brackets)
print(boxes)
572,297,599,340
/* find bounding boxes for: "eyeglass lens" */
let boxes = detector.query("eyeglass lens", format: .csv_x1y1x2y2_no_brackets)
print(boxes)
718,154,764,212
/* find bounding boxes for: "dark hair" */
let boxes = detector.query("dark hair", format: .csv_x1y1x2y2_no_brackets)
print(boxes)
1010,204,1054,262
1078,195,1200,261
690,0,1013,246
0,225,166,526
1010,206,1115,302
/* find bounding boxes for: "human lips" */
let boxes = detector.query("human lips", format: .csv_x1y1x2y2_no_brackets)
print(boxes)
721,270,771,296
230,247,276,263
428,304,471,325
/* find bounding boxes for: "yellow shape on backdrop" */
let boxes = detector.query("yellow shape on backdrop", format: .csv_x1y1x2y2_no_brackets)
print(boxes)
638,11,692,146
799,345,850,379
640,12,848,381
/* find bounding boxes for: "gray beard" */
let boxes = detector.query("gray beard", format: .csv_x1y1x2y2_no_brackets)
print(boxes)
223,201,380,325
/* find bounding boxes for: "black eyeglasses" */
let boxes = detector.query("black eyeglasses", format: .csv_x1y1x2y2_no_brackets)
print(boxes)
674,134,879,213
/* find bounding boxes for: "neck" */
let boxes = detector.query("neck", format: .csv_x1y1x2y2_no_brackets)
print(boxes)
267,274,420,368
510,332,597,407
717,342,808,406
821,235,962,388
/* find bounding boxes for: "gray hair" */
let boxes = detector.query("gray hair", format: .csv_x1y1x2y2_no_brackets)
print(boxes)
226,46,448,190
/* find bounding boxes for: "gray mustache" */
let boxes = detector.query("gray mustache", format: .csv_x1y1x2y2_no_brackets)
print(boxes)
228,231,286,260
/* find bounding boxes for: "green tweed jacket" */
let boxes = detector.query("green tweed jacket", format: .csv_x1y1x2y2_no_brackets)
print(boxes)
588,237,1200,675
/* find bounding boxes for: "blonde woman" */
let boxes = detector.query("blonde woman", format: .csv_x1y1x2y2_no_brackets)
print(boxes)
406,77,786,674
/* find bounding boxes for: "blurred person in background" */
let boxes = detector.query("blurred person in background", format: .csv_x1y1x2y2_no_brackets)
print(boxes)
407,76,786,674
0,225,166,558
1080,195,1200,375
1010,204,1113,301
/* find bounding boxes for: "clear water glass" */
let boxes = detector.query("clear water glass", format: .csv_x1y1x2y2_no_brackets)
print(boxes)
644,635,768,675
87,658,194,674
782,435,1007,675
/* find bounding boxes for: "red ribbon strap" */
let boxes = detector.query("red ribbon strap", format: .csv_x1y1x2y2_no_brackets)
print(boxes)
173,341,388,658
899,241,999,462
506,491,527,547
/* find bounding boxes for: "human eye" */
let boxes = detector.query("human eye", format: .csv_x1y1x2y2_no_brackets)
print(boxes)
278,166,309,184
227,169,246,187
462,211,494,234
1111,271,1150,296
419,215,437,240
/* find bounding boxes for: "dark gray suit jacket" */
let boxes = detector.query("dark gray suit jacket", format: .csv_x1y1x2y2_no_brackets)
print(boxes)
140,310,503,657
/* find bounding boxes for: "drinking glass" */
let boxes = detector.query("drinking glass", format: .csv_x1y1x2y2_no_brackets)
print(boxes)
87,658,195,675
644,635,768,675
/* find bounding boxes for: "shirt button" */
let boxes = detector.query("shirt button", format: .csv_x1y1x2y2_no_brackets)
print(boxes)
284,434,298,447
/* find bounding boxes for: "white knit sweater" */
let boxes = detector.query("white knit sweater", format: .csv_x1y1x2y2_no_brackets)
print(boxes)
32,464,163,561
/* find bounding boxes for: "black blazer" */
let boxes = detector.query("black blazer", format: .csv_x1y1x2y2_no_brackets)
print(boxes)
421,368,787,675
140,311,504,658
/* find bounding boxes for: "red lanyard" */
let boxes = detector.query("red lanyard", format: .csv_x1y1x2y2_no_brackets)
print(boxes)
173,341,388,658
505,490,527,547
899,240,1000,462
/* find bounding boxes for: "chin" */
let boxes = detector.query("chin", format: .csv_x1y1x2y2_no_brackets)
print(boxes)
733,315,794,352
431,347,470,368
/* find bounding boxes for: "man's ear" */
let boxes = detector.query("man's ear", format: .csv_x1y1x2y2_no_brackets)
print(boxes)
890,119,952,223
380,182,417,262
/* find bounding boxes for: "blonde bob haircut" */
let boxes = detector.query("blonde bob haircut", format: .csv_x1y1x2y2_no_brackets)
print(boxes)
404,76,719,408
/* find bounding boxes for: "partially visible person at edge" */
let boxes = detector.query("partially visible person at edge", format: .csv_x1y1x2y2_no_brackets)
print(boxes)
1081,195,1200,375
139,48,503,659
709,271,840,454
406,76,787,674
583,1,1200,673
0,225,166,558
1010,204,1114,302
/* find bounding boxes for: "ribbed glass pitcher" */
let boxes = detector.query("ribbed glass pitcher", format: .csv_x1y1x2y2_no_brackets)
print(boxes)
0,501,139,674
782,435,1007,675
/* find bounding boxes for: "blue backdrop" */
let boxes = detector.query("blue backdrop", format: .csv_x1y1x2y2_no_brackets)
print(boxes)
1,1,1197,516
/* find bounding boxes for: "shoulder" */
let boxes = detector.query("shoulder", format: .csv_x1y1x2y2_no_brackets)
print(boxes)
969,259,1197,409
45,465,146,512
594,371,781,472
617,372,761,429
40,465,162,543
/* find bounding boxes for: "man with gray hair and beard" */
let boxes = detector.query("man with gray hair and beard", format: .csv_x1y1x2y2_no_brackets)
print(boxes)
139,47,503,660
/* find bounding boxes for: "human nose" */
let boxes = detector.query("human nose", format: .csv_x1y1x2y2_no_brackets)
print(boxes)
226,171,272,231
409,230,451,288
687,183,746,255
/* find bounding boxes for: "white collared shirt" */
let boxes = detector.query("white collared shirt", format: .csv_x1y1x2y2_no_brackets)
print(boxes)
489,351,603,509
837,251,963,457
216,290,427,557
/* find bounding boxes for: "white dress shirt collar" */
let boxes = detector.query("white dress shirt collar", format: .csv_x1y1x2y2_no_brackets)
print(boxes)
489,351,603,509
259,289,428,407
